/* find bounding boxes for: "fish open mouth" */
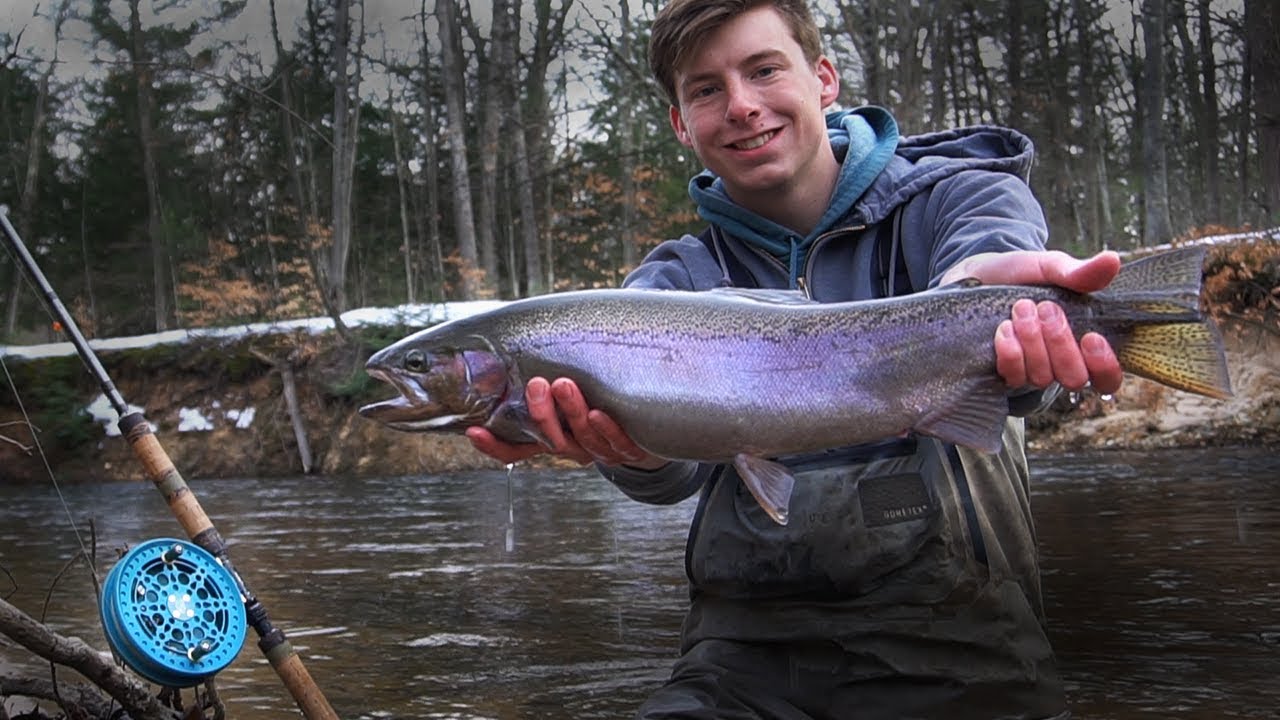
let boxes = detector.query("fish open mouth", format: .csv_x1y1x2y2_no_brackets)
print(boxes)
359,367,426,420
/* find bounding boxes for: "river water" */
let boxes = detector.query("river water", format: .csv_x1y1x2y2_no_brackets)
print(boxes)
1,447,1277,719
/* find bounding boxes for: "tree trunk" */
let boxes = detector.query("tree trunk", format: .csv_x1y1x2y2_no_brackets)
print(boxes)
499,0,543,296
1140,0,1175,244
618,0,638,273
128,0,171,331
389,93,415,304
438,0,483,299
474,0,507,295
415,30,446,301
327,0,358,313
1246,0,1280,222
5,58,54,338
1198,0,1221,221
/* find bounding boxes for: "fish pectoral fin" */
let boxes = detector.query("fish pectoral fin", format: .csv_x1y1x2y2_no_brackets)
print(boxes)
733,454,796,525
488,399,552,447
912,378,1010,454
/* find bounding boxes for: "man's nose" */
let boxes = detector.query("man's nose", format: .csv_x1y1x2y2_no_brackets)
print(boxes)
723,80,760,122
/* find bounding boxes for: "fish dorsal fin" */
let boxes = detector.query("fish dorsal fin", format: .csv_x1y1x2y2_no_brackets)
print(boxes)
708,287,818,306
912,376,1010,454
935,277,984,291
733,454,797,525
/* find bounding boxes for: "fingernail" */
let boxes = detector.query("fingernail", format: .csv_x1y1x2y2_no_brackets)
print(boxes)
1014,301,1036,320
1037,302,1061,325
998,321,1015,339
528,383,545,402
1082,334,1107,356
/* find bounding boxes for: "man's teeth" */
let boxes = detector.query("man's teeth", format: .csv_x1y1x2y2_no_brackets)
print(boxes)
734,131,775,150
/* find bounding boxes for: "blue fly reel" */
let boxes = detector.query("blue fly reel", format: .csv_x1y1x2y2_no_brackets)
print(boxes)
99,538,247,687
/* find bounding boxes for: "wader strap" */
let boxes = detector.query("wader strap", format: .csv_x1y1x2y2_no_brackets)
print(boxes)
943,443,989,567
878,209,989,568
876,204,910,299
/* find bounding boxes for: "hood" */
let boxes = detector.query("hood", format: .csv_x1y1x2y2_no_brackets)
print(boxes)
852,124,1037,227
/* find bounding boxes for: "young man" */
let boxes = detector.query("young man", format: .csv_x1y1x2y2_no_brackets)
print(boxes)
471,0,1121,717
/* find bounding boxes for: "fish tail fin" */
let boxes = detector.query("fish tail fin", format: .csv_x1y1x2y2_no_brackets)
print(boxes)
1115,321,1233,399
1100,246,1233,399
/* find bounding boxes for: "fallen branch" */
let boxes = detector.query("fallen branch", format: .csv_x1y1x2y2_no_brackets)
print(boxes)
248,347,314,474
0,596,178,720
0,421,34,454
0,674,121,719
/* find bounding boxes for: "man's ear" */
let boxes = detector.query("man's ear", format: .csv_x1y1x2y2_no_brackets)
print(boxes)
669,105,693,147
816,56,840,107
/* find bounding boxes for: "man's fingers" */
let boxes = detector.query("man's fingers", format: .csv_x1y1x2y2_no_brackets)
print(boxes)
1050,251,1121,294
1082,333,1123,395
1010,299,1053,387
466,427,543,464
525,377,569,450
994,320,1027,387
1037,302,1089,390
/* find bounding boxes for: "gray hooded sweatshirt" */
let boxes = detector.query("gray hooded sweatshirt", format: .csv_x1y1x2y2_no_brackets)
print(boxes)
602,109,1067,719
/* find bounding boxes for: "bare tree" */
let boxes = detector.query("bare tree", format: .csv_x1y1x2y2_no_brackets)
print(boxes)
436,0,483,299
388,85,416,304
1140,0,1175,243
6,4,71,338
326,0,364,313
1245,0,1280,220
126,0,172,331
498,0,544,295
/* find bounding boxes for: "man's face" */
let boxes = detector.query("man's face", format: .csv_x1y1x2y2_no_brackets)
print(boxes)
668,5,839,207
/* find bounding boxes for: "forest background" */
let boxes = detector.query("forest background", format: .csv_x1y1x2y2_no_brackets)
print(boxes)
1,0,1278,345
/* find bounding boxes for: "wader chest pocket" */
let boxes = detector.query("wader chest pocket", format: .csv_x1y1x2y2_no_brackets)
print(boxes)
689,441,947,597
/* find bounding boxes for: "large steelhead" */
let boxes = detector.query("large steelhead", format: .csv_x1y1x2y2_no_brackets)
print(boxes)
361,246,1231,523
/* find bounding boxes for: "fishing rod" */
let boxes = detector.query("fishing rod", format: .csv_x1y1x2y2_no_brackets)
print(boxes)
0,207,340,720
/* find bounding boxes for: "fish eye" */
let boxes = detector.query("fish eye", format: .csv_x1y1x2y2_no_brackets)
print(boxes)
404,350,427,373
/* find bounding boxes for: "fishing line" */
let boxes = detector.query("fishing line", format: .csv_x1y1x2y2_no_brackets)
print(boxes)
0,350,96,573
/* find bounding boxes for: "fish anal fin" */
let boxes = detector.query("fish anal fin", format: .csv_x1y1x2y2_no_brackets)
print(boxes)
913,378,1010,454
733,454,796,525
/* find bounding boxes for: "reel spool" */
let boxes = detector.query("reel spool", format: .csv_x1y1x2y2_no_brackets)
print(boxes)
99,538,247,687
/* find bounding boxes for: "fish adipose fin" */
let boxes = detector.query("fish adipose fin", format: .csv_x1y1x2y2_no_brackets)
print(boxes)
912,376,1010,454
733,454,797,525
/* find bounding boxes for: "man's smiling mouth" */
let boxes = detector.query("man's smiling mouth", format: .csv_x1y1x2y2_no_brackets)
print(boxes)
730,130,777,150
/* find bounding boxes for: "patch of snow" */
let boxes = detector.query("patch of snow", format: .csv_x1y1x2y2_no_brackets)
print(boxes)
177,407,214,432
83,394,153,437
0,299,513,361
226,407,256,429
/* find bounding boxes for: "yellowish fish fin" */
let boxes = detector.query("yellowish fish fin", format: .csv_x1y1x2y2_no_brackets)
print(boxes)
733,453,796,525
1115,322,1233,399
913,377,1009,454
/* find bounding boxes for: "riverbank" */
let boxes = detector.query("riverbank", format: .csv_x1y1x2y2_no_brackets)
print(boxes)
1,238,1277,483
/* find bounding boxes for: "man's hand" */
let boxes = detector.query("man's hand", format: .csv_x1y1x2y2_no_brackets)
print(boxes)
466,377,668,469
940,250,1125,394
